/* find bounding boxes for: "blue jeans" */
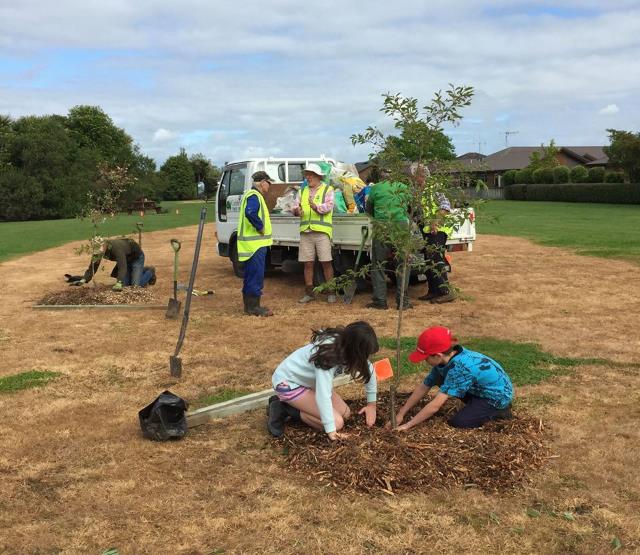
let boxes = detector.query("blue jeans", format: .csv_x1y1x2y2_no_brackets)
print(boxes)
123,253,153,287
242,247,267,296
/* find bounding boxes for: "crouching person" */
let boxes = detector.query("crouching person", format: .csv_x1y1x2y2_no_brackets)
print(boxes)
394,326,513,431
267,321,379,440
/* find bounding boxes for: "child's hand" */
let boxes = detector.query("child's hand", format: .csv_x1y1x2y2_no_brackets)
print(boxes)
327,432,349,441
384,412,405,430
358,404,377,427
395,422,413,432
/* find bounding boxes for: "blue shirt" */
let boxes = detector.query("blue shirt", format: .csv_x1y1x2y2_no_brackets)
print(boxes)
245,188,264,231
423,346,513,409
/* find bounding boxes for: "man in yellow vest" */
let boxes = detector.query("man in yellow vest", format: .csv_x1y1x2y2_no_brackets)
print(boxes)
292,163,336,303
419,189,455,304
237,171,274,316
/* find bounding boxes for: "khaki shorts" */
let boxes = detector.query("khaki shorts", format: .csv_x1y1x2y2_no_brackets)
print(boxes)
298,231,333,262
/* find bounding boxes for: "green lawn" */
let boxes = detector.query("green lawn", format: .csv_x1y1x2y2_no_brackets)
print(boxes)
477,200,640,263
0,201,215,262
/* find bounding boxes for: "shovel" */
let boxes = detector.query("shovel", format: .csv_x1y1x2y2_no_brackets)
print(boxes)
343,225,369,304
136,221,144,247
170,206,207,377
165,239,182,319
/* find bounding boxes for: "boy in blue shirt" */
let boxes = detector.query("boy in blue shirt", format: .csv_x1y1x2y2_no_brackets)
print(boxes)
395,326,513,430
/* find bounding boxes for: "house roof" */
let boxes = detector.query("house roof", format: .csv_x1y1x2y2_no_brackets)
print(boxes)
456,146,607,172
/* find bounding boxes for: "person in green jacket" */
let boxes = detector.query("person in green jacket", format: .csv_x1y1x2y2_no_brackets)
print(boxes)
365,179,412,310
67,237,155,290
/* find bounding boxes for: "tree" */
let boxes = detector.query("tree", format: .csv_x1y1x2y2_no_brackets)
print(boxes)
528,140,560,171
161,148,196,200
386,124,456,162
604,129,640,182
349,85,475,428
189,152,221,198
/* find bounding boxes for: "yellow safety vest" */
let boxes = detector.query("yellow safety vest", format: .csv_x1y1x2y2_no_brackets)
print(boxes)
237,189,273,262
421,193,454,237
299,183,333,238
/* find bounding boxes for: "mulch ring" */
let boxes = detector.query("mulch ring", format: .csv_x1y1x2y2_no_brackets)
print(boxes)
276,393,549,495
38,285,159,305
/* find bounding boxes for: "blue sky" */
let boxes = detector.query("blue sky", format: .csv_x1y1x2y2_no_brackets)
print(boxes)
1,0,638,166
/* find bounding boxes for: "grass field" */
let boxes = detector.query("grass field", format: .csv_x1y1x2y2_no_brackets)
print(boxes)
0,200,215,262
477,200,640,262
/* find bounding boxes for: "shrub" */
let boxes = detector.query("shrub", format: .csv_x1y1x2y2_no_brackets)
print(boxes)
605,171,624,183
588,167,605,183
503,170,517,186
532,168,544,184
570,165,588,183
519,167,534,184
553,166,570,184
503,183,640,204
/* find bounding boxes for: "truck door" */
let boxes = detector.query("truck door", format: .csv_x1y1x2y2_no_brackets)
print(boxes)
225,164,248,225
217,170,231,221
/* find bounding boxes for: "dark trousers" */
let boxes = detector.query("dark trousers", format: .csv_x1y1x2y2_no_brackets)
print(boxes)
242,247,267,297
448,395,511,429
423,231,449,296
370,238,410,307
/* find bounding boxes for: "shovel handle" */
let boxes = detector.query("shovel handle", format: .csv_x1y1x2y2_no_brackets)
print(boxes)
170,239,181,252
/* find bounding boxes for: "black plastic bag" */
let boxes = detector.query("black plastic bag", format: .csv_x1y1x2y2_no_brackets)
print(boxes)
138,390,188,441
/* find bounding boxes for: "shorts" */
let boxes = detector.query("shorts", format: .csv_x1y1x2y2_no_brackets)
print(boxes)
274,381,310,402
298,231,332,262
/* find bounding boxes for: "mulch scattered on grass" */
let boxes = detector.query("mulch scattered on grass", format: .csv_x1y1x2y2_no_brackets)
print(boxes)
39,285,158,305
277,393,549,494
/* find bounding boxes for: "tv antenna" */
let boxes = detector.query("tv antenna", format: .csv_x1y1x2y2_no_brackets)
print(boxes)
504,130,519,147
477,139,487,154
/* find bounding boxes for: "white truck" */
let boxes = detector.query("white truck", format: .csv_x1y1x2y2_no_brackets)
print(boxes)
215,156,476,279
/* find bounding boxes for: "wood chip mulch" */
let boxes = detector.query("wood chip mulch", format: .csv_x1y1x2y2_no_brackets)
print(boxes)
276,393,549,495
39,285,158,305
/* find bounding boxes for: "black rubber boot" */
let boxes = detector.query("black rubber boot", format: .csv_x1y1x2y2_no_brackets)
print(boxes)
242,294,249,314
267,397,287,437
246,295,273,317
282,402,302,424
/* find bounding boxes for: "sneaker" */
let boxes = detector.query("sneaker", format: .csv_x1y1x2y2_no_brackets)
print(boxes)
430,293,456,304
267,398,286,437
148,266,157,286
327,294,337,304
298,287,315,304
365,302,388,310
418,292,437,301
496,405,513,420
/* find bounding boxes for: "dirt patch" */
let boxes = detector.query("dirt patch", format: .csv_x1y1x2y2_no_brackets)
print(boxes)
38,284,159,305
279,394,547,494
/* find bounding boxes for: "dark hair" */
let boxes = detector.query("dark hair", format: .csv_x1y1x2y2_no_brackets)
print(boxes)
309,321,379,383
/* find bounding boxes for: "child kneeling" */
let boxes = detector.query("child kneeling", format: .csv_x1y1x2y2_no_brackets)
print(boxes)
395,326,513,431
268,321,379,440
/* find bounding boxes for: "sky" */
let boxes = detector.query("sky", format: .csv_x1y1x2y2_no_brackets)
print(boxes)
1,1,638,167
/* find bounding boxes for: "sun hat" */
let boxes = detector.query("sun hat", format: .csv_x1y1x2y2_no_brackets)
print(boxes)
408,326,456,363
303,163,325,178
252,171,274,183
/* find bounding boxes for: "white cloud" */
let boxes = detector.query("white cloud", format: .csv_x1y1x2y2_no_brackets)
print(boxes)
152,128,176,142
599,104,620,115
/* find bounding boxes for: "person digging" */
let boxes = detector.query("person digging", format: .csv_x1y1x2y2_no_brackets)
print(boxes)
391,326,513,431
237,170,274,317
66,236,156,290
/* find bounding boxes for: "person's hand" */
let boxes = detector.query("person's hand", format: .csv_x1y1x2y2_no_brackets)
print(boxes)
396,422,413,432
310,202,318,212
430,222,438,234
69,278,86,286
384,412,405,430
258,229,264,235
358,404,377,427
112,281,123,291
327,431,349,441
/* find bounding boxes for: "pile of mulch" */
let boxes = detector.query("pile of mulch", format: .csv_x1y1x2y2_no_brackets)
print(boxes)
276,393,549,494
39,285,158,305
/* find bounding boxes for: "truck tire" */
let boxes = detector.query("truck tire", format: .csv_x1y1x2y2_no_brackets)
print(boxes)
229,239,244,278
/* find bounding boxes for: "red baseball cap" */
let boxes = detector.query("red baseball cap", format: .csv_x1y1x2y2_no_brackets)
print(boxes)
408,326,456,363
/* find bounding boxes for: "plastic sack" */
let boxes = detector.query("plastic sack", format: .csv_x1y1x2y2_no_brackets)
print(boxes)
333,189,347,213
274,187,299,214
138,390,188,441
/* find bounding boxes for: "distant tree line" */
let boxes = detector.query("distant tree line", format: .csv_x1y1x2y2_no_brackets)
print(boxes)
0,106,220,221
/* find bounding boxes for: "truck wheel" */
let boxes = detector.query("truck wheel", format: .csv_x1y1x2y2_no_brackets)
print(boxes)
229,240,244,278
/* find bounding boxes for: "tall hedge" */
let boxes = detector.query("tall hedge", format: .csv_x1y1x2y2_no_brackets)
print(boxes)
504,183,640,204
503,169,517,186
588,167,605,183
605,171,624,183
570,165,588,183
553,166,570,183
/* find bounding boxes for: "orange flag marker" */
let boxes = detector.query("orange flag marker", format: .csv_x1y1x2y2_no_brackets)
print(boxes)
374,358,393,381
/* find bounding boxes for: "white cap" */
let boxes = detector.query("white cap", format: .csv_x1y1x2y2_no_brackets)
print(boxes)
303,163,325,177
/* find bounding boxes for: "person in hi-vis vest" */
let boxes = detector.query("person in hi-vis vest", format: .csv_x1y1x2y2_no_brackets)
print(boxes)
292,163,336,304
236,171,274,316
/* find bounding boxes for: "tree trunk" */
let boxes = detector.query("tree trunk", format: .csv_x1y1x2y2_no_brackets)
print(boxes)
390,256,409,429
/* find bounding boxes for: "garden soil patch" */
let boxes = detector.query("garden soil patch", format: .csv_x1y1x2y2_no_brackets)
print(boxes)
279,394,548,494
38,284,159,305
1,225,639,554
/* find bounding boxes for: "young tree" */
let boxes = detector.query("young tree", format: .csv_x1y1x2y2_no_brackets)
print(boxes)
386,125,456,162
528,139,560,171
350,85,475,427
604,129,640,182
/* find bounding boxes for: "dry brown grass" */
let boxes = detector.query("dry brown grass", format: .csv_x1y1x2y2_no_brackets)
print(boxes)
0,225,639,554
